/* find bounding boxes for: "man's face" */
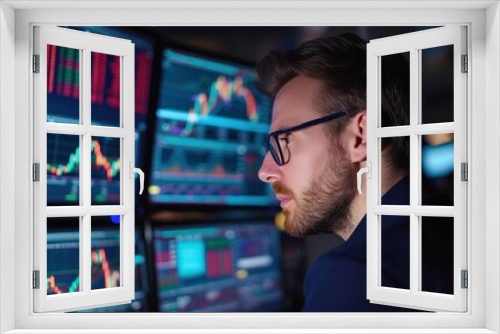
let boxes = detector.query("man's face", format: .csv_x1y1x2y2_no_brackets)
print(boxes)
258,75,357,237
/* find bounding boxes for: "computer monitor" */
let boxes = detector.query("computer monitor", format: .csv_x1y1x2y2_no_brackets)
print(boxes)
46,218,150,312
149,49,275,206
47,27,154,206
153,222,283,312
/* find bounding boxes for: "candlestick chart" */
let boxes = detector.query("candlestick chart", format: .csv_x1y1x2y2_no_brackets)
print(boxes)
90,236,121,290
90,136,121,205
47,225,150,311
47,134,121,205
47,217,81,295
149,49,274,206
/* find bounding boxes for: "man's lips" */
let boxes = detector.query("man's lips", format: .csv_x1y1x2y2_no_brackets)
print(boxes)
276,195,293,208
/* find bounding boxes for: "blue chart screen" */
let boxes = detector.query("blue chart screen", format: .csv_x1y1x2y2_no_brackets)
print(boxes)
46,228,150,312
149,49,275,206
154,223,283,312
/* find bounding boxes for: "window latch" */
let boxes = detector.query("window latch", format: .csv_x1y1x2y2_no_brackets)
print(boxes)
129,162,144,195
357,162,372,195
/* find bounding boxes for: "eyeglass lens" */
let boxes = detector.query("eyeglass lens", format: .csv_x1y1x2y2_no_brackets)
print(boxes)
269,135,290,166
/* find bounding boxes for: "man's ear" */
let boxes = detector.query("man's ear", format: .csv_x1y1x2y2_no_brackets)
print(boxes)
346,110,367,163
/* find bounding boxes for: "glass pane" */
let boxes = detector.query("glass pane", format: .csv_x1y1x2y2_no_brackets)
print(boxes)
47,45,80,124
381,215,410,290
421,216,454,294
91,52,121,127
76,230,150,312
380,136,410,205
91,136,121,205
47,134,80,206
91,216,121,290
421,134,454,206
421,45,454,124
47,217,80,295
380,52,410,127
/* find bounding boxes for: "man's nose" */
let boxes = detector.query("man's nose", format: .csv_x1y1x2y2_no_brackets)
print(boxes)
258,152,282,183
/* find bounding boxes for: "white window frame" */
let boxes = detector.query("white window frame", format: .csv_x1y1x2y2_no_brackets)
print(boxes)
33,25,136,313
1,1,498,333
366,26,468,312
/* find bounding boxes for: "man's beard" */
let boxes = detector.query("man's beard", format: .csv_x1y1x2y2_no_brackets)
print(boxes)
273,144,358,238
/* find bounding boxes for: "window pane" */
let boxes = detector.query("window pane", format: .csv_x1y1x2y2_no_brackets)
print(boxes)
47,217,80,295
47,45,80,124
381,52,410,127
91,136,121,205
421,45,454,124
421,216,454,294
91,52,121,127
381,136,410,205
77,231,150,312
421,134,454,206
47,134,80,206
91,216,121,290
381,215,410,290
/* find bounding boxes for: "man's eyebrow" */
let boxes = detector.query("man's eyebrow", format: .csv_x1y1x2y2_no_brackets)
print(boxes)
270,123,293,133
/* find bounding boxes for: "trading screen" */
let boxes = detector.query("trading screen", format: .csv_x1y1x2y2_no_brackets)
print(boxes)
47,222,150,312
154,223,282,312
149,49,275,206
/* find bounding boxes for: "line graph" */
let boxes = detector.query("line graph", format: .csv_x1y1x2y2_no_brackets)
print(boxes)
91,139,120,181
92,248,120,289
91,137,121,205
47,134,80,204
46,134,121,205
47,228,148,303
47,275,80,295
150,49,274,206
181,76,257,136
47,138,120,181
47,217,80,295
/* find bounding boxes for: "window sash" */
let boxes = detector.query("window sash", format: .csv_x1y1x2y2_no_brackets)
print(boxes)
366,26,468,312
32,25,136,313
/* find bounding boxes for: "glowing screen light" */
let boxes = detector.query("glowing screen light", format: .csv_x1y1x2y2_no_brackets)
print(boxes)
150,49,275,206
422,142,454,178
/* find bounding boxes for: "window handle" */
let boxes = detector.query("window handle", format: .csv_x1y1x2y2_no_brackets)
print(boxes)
357,162,371,195
129,161,145,195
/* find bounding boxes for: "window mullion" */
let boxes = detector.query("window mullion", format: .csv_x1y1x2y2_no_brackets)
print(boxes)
81,47,92,295
409,47,420,295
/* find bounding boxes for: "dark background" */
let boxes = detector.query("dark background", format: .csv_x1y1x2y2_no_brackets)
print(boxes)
47,25,453,313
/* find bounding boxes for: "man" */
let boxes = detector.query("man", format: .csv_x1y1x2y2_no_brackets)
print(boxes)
256,34,453,312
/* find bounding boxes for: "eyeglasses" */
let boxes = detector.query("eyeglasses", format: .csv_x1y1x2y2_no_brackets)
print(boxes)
265,111,349,166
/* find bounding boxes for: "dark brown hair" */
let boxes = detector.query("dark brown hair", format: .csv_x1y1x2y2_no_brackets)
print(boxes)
256,33,409,173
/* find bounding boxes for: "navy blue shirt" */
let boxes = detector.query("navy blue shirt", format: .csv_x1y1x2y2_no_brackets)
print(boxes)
302,176,453,312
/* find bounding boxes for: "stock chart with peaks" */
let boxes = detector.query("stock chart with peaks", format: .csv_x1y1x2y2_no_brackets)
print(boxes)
47,134,121,205
46,225,150,312
149,49,275,206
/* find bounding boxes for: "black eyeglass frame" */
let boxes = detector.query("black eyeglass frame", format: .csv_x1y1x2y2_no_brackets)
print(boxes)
265,110,350,166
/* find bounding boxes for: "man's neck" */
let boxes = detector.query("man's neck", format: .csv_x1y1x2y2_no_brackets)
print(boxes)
336,167,407,241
